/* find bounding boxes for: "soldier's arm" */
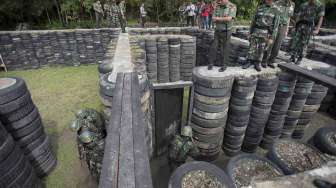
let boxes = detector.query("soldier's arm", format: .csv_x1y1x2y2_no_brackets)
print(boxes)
216,5,236,22
249,11,257,35
271,13,280,40
314,4,325,34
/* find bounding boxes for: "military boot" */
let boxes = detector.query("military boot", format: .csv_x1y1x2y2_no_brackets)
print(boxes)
254,61,262,72
268,63,276,69
295,56,303,65
242,61,252,69
208,64,213,70
261,60,267,68
290,55,296,63
219,66,227,72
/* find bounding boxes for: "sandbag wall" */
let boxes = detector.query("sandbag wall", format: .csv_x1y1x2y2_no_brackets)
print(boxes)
0,29,120,70
191,66,330,160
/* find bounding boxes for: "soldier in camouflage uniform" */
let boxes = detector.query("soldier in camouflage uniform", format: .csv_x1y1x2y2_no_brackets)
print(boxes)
168,126,199,171
208,0,237,72
116,0,127,33
268,0,295,67
242,0,280,72
104,0,121,28
93,0,104,28
70,109,105,182
289,0,325,64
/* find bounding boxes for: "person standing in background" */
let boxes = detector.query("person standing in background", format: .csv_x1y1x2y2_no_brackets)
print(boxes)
116,0,126,32
185,1,196,26
243,0,280,72
208,1,215,29
267,0,295,68
289,0,325,64
140,3,147,28
93,0,104,28
208,0,237,72
201,1,211,29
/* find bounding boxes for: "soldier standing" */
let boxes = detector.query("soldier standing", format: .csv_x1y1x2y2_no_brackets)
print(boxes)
117,0,127,33
168,126,199,171
242,0,280,72
93,0,104,28
70,109,105,182
289,0,325,64
268,0,295,67
208,0,237,72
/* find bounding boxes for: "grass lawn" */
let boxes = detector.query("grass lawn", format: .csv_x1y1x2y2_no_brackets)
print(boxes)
0,65,102,188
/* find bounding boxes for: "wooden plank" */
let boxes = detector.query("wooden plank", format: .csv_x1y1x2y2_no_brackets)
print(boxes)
99,73,124,188
131,73,153,188
278,63,336,90
151,81,193,90
118,73,136,188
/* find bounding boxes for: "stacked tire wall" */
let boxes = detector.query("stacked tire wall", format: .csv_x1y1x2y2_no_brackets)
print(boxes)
191,66,331,158
0,121,41,187
0,77,56,178
0,29,120,70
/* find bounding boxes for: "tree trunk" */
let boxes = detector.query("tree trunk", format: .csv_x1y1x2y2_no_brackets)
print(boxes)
45,8,52,25
54,0,64,26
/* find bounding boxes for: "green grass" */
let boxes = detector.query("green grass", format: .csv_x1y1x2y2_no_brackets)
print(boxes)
0,65,103,188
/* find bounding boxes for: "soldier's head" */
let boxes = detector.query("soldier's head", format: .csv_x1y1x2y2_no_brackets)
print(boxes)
264,0,273,5
220,0,229,5
181,126,193,138
79,129,97,144
308,0,316,4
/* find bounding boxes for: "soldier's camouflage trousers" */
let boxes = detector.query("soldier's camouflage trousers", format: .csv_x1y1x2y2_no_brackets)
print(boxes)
247,36,269,63
289,24,313,59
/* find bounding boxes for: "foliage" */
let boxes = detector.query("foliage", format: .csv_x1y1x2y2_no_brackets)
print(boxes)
0,0,336,30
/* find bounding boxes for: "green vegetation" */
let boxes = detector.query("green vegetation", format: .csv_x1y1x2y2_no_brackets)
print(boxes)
0,65,102,188
1,0,335,30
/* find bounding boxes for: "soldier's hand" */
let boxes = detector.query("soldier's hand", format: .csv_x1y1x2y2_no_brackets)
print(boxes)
267,39,274,45
313,29,319,35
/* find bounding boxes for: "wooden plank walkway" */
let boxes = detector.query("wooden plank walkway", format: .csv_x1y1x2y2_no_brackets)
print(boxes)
99,72,153,188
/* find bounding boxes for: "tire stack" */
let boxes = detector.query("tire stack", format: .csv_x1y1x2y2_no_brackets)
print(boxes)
180,37,196,81
223,76,257,156
261,72,297,149
0,121,41,188
292,83,328,139
281,77,314,138
99,72,115,112
157,37,170,83
168,37,181,82
0,77,57,177
228,38,249,67
191,67,234,161
242,75,278,153
145,37,158,83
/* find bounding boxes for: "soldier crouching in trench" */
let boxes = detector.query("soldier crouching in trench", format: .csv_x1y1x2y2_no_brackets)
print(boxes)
70,109,106,182
168,126,199,172
289,0,325,65
242,0,280,72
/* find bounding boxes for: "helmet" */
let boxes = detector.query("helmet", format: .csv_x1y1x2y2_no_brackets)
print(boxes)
79,130,96,144
69,119,81,132
181,126,193,137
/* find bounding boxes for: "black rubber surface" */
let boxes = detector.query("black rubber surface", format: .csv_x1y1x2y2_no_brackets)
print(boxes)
5,107,39,131
0,77,28,105
0,91,32,115
313,126,336,155
11,116,42,139
0,103,35,124
0,136,15,163
0,145,23,175
23,134,47,155
168,161,235,188
0,152,26,187
17,124,44,147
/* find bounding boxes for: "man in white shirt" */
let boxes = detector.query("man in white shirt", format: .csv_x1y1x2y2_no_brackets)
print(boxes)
184,2,196,26
140,3,147,27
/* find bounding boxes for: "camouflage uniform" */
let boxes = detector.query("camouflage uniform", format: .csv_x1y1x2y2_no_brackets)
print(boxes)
268,0,295,65
116,0,127,33
289,0,325,64
168,126,199,171
208,1,237,72
93,1,104,28
70,109,105,182
104,1,121,28
243,2,280,71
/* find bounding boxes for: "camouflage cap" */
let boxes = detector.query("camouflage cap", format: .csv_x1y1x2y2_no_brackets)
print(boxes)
79,130,96,144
